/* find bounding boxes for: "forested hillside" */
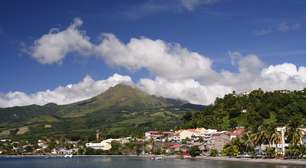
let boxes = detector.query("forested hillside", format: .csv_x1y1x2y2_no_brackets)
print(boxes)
182,89,306,131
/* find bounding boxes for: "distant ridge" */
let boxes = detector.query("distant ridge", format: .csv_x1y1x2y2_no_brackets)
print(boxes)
0,83,204,138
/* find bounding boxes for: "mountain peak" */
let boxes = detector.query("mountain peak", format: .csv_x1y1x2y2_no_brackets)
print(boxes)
93,83,169,110
97,83,146,99
57,83,187,118
106,83,138,93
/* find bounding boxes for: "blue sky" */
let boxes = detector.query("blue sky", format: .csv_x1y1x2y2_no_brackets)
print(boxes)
0,0,306,107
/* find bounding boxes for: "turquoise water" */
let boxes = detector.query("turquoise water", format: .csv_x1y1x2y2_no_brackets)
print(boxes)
0,156,304,168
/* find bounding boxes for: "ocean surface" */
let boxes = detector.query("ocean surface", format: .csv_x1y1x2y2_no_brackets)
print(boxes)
0,156,304,168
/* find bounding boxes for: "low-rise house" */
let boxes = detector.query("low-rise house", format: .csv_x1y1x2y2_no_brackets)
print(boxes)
116,137,132,144
175,128,204,141
54,147,78,155
67,140,80,147
86,137,131,151
274,126,306,155
300,127,306,146
145,131,175,142
164,143,181,154
0,139,11,143
208,132,231,152
168,133,180,142
230,127,246,140
202,129,220,142
85,142,111,150
168,143,180,153
145,131,163,141
37,139,48,149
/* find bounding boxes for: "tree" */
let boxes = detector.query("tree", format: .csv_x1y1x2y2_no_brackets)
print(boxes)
189,146,201,157
285,145,306,159
252,130,266,147
135,142,143,155
222,144,239,157
182,112,193,123
209,149,218,157
110,141,122,155
48,140,56,150
264,147,276,158
286,116,303,146
181,138,188,145
84,147,96,155
252,124,280,148
24,145,34,153
240,133,255,153
269,131,281,147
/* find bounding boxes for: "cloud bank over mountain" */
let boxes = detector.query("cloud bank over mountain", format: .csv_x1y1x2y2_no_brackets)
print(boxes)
1,18,305,107
0,74,132,107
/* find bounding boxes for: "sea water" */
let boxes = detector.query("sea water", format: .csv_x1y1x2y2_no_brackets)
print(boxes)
0,156,304,168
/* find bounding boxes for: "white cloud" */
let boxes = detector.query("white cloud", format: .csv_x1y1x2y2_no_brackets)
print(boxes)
260,63,306,90
30,20,215,80
0,74,132,108
139,77,232,105
96,33,215,80
31,18,93,64
22,18,306,106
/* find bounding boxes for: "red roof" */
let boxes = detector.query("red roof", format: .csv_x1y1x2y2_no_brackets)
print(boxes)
147,131,160,134
231,128,245,136
169,144,180,149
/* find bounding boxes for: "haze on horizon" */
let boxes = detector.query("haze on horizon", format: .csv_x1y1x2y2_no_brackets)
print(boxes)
0,0,306,107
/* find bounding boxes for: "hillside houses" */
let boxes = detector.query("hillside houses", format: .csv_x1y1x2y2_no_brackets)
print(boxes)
144,127,245,155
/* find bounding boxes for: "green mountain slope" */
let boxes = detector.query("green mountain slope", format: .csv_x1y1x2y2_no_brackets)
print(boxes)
0,84,203,139
58,84,183,118
182,89,306,131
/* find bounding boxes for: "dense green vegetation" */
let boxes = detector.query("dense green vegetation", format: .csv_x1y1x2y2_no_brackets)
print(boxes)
188,146,201,157
217,122,306,158
0,84,203,140
182,89,306,131
181,88,306,158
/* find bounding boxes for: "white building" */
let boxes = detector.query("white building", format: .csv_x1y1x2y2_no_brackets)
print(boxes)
86,137,131,151
37,139,48,149
85,141,112,151
144,131,175,142
274,126,306,155
175,128,223,141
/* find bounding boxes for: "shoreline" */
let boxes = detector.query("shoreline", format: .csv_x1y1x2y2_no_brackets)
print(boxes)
1,155,306,165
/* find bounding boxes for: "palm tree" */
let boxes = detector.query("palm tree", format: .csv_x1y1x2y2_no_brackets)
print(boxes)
270,131,282,146
286,116,303,146
252,129,268,146
251,125,277,150
286,128,303,145
241,132,254,152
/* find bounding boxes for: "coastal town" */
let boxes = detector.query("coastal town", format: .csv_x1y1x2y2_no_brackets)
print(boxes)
1,126,306,159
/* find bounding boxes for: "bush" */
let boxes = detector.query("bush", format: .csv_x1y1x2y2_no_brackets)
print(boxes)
285,145,306,159
222,145,239,157
110,141,122,155
209,149,218,157
181,138,189,145
189,146,201,157
264,147,276,158
84,147,96,155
